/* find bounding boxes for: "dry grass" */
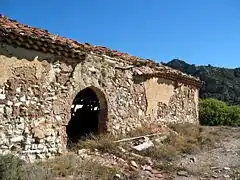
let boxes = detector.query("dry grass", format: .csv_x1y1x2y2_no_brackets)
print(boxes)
68,123,221,174
0,153,119,180
74,133,119,153
1,123,225,180
38,153,118,179
133,123,222,172
71,125,161,157
70,123,221,168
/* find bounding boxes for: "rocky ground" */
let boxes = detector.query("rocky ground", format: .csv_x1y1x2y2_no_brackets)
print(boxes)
1,125,239,180
173,127,240,180
55,126,240,180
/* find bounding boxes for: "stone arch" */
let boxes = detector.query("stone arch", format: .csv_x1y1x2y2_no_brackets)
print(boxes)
66,86,108,143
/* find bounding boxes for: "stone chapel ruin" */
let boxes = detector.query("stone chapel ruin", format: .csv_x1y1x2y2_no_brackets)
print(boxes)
0,15,201,161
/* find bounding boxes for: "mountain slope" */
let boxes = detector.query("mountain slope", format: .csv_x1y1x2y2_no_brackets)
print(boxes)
164,59,240,105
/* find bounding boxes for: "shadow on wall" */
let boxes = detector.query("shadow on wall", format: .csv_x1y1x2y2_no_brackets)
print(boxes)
133,75,175,87
66,87,108,147
0,43,86,66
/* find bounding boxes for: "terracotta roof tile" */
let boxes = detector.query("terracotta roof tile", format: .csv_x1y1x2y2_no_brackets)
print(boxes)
0,14,201,87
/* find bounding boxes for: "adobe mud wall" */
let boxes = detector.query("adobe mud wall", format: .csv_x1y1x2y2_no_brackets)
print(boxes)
0,42,199,161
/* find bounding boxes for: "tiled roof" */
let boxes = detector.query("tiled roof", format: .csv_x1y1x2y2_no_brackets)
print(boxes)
0,14,140,61
0,14,201,88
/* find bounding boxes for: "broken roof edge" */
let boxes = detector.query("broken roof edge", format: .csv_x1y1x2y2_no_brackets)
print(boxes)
0,14,201,88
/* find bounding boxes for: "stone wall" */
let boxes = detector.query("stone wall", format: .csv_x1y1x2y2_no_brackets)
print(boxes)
143,77,199,125
0,42,199,161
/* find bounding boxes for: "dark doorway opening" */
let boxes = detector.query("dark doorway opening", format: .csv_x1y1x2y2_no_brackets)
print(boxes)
66,87,105,145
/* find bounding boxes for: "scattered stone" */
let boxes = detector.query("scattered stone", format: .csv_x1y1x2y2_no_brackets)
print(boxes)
177,170,188,177
130,160,138,168
118,146,126,153
210,166,219,170
132,140,154,151
114,173,121,179
89,66,97,72
223,167,231,171
151,169,161,174
129,165,138,172
145,157,153,166
223,174,230,178
212,174,218,179
130,152,144,159
189,157,196,163
78,149,89,155
154,172,164,179
142,165,152,171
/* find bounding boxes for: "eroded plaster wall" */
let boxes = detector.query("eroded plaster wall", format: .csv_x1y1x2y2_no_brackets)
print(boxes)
143,77,199,125
0,42,199,161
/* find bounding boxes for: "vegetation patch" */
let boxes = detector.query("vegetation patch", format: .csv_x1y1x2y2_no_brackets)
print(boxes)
1,123,230,180
72,123,221,173
199,98,240,126
0,153,118,180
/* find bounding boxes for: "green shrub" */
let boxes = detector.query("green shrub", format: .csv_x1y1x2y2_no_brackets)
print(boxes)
199,98,240,126
227,105,240,126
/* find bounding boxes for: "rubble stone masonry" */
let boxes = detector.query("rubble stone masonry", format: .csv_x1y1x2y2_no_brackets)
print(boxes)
0,15,200,161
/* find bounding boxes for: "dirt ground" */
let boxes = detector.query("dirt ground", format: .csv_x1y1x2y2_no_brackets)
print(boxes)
173,126,240,180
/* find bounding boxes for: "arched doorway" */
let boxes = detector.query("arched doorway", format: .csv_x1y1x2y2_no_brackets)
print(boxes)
66,87,108,144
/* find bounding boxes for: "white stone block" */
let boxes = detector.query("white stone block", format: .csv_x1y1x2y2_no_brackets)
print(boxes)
20,95,26,102
138,109,143,116
14,102,22,107
24,145,31,150
10,136,24,143
16,87,21,93
132,141,154,151
0,106,4,114
31,144,38,150
37,144,44,149
0,94,6,100
7,101,13,106
26,100,30,106
55,115,62,121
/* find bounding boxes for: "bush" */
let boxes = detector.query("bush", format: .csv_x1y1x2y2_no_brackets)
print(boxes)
199,98,240,126
227,105,240,126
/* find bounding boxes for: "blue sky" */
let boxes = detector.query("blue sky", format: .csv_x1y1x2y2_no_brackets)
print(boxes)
1,0,240,68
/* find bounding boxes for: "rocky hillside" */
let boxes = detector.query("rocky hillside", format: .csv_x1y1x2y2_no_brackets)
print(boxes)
164,59,240,105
